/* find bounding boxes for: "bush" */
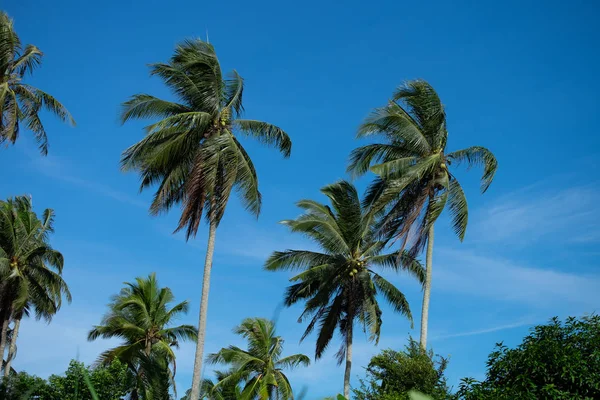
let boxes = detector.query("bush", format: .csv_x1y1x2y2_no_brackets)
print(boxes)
455,315,600,399
353,338,451,400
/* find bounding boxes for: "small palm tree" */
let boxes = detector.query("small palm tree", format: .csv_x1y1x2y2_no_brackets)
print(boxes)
207,318,309,400
347,80,498,349
88,273,197,397
120,39,291,399
0,12,74,155
265,181,424,398
0,195,71,374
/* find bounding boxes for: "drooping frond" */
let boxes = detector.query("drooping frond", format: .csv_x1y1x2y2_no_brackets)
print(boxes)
447,146,498,192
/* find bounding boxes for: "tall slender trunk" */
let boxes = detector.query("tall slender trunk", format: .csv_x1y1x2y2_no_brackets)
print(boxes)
343,322,353,398
0,308,11,372
189,216,218,400
419,224,435,350
3,315,20,377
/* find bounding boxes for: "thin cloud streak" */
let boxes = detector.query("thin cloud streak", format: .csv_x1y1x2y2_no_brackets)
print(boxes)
431,320,535,341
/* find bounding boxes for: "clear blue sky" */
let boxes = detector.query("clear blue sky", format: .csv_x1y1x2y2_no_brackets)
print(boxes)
2,0,599,397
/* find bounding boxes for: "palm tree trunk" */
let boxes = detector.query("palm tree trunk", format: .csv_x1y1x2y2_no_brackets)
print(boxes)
4,315,20,377
419,224,435,350
343,322,353,398
189,216,218,400
0,309,11,372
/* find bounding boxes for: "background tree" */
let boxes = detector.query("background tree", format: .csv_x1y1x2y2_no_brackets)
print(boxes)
455,315,600,400
0,11,74,155
207,317,309,400
0,196,70,374
347,80,497,349
266,181,424,398
353,338,451,400
120,39,291,399
88,273,196,397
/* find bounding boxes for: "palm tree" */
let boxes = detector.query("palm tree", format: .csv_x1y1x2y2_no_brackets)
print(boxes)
88,273,197,397
207,318,309,400
120,39,291,399
347,80,498,350
0,12,74,155
265,181,425,397
0,195,71,374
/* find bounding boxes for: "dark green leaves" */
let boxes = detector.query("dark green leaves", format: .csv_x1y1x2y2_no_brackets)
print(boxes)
447,146,498,193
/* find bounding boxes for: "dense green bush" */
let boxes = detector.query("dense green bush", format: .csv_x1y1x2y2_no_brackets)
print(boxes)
353,338,451,400
0,359,134,400
455,315,600,399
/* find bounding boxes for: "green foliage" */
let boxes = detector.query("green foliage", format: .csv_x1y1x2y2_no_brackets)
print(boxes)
455,315,600,399
0,12,75,155
0,359,133,400
206,317,309,400
353,338,451,400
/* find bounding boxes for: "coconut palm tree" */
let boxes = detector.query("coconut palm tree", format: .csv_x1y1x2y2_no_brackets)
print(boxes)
265,181,425,397
88,273,197,397
0,195,71,373
347,80,498,350
207,318,309,400
120,39,291,399
0,12,75,155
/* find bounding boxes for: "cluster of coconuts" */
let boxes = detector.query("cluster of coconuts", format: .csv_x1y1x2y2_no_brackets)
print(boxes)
348,260,365,277
219,108,230,127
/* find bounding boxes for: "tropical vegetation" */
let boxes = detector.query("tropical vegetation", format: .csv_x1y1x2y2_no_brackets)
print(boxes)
347,80,498,349
0,11,74,155
266,180,425,397
5,7,595,400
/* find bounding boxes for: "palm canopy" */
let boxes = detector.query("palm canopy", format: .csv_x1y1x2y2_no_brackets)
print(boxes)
0,12,74,155
207,317,310,400
265,181,424,362
87,272,197,392
0,195,71,321
348,80,498,255
120,39,292,238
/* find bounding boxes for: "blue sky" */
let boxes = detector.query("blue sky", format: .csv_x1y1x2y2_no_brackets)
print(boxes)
2,0,599,397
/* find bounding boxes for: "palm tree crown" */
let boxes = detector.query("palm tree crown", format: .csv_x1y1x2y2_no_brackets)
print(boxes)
207,318,309,400
88,273,197,395
0,12,75,155
265,181,424,397
120,39,291,237
348,80,498,254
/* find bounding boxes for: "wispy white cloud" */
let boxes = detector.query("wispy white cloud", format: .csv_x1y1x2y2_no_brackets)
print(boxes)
470,183,600,244
434,247,600,311
25,147,147,209
430,319,536,341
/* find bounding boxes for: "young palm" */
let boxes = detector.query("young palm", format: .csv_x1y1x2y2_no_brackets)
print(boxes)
347,80,498,349
0,196,71,373
120,39,291,399
0,12,74,155
88,273,197,396
207,318,309,400
265,181,425,398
